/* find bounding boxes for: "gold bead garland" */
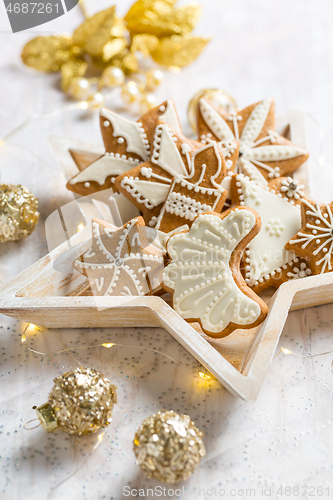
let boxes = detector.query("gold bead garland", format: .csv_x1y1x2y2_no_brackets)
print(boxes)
133,410,206,483
21,0,210,110
36,367,117,435
0,184,39,242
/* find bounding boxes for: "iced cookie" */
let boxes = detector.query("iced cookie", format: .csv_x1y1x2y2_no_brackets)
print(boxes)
114,122,207,227
74,217,164,296
163,208,268,338
196,97,309,186
67,99,182,197
286,199,333,274
155,141,227,233
230,174,313,292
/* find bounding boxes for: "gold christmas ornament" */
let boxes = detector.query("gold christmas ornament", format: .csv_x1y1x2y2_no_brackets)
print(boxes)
36,367,117,435
133,410,206,483
102,66,125,87
187,88,238,132
145,69,164,90
0,184,39,243
21,0,209,107
121,81,140,104
140,92,156,113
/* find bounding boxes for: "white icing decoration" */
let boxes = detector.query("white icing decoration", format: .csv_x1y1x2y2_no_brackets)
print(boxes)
120,178,170,208
163,210,261,333
101,108,149,160
199,98,307,184
265,218,284,237
288,200,333,273
103,121,110,127
236,175,301,286
286,261,312,279
152,125,188,177
84,182,90,188
280,177,304,200
159,99,181,132
74,219,164,296
70,155,139,186
199,99,234,141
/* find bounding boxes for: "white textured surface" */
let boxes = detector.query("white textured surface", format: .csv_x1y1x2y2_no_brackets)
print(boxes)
0,1,333,499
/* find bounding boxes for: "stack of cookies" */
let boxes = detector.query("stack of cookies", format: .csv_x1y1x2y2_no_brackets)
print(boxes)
68,97,333,338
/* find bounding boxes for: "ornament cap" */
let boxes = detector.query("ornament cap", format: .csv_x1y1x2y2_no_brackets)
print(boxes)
36,403,58,433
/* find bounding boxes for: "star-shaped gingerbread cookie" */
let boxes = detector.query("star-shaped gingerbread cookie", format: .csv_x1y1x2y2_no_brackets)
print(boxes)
286,199,333,274
115,122,225,227
230,174,313,292
74,216,164,296
67,99,182,197
155,141,228,232
196,97,309,186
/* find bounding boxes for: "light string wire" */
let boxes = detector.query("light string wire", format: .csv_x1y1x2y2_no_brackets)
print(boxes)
0,87,121,149
274,346,333,373
21,324,212,380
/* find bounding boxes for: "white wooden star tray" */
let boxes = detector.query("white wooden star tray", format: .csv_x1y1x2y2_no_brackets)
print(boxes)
1,110,331,402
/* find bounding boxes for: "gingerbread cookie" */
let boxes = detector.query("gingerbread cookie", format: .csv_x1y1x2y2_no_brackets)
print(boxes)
67,99,182,196
114,122,206,227
286,199,333,274
196,97,309,186
230,174,313,291
74,217,164,296
163,208,268,338
155,142,227,233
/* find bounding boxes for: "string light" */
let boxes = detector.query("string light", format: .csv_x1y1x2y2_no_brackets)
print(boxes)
21,333,213,382
77,223,85,232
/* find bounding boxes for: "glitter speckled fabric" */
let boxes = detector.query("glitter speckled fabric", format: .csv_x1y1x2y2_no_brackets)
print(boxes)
47,367,117,435
134,410,206,483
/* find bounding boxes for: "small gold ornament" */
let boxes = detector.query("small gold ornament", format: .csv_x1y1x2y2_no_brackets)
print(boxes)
0,184,39,243
121,81,140,104
133,410,206,483
140,92,157,113
187,88,238,132
102,66,125,87
68,76,92,99
21,1,210,107
36,367,117,435
145,69,164,91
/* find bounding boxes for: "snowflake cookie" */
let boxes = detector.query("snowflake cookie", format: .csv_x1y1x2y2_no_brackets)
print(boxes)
286,199,333,274
67,99,182,197
196,97,309,186
74,217,164,296
230,174,313,292
115,122,226,228
163,208,268,338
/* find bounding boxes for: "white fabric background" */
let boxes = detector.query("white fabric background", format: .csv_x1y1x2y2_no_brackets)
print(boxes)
0,1,333,499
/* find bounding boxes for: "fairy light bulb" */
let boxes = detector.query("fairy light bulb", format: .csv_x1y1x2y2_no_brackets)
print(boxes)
68,77,92,100
121,81,139,104
145,69,164,91
140,93,156,113
102,66,125,87
88,92,105,109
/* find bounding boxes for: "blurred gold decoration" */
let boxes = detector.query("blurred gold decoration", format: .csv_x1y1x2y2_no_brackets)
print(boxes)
21,0,209,108
187,88,238,132
150,34,209,68
0,184,39,243
36,367,117,435
134,410,206,483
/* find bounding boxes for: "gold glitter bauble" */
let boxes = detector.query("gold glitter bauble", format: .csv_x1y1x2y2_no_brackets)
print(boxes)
0,184,39,243
36,367,117,435
133,410,206,483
